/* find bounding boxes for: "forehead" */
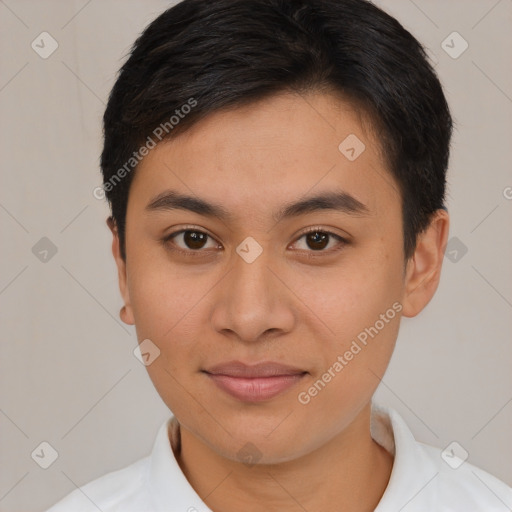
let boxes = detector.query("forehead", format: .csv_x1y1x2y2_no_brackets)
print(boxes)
129,91,400,223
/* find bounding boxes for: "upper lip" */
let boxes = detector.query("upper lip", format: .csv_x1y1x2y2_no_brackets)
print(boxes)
203,360,307,378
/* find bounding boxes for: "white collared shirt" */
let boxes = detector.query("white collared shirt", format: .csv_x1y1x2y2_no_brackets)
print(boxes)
46,404,512,511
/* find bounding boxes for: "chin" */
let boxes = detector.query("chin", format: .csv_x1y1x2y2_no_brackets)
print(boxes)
205,415,315,465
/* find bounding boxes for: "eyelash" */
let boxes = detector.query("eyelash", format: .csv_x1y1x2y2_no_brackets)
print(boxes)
162,226,348,259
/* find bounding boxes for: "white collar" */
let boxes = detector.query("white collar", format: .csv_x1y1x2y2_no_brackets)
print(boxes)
146,402,439,512
371,403,439,510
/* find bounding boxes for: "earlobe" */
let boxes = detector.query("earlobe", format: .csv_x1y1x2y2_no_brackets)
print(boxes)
106,217,135,326
119,305,133,325
402,209,450,318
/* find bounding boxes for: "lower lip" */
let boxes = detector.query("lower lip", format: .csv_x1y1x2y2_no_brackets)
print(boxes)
205,373,306,402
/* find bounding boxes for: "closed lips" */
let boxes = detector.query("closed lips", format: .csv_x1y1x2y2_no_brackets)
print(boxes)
203,361,307,377
203,361,308,402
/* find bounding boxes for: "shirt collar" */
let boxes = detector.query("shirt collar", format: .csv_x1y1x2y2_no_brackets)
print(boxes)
148,415,213,512
147,402,438,511
372,403,439,511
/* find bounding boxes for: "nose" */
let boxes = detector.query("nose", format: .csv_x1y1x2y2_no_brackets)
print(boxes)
209,242,296,345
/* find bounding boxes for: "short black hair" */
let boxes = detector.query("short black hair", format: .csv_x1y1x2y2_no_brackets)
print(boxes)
100,0,453,262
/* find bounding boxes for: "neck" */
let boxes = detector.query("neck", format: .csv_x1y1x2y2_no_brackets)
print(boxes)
174,404,394,512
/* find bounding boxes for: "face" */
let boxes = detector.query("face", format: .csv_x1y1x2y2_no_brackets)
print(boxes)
111,91,440,464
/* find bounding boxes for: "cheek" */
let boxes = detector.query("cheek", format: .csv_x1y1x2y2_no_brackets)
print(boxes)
295,240,404,394
297,246,403,342
295,285,401,432
127,250,204,340
126,250,217,381
126,257,207,413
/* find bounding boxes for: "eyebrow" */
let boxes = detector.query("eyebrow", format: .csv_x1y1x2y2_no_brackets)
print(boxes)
145,189,370,222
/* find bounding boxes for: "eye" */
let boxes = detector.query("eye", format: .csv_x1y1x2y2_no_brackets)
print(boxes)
163,228,220,255
162,226,348,257
291,227,348,255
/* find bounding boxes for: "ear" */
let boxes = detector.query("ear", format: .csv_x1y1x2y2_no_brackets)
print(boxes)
107,217,135,325
402,209,450,317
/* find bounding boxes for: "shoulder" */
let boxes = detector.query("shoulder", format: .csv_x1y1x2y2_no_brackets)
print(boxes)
418,442,512,511
45,456,153,512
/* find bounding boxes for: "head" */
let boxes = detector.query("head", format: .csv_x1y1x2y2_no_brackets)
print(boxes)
102,0,451,463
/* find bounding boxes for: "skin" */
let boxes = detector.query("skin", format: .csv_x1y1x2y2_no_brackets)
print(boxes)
108,90,449,512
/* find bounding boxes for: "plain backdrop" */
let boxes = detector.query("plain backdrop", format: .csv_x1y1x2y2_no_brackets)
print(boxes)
0,1,511,511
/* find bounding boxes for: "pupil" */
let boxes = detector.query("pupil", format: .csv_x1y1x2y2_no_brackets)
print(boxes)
308,232,328,250
185,231,206,249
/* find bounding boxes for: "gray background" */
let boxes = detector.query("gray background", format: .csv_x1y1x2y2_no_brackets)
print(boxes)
0,1,511,511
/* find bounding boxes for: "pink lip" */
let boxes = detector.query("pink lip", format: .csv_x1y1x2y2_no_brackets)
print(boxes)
203,361,307,402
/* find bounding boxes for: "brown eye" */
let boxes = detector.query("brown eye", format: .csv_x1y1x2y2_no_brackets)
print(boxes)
182,230,209,250
305,231,329,250
164,229,218,253
293,228,346,254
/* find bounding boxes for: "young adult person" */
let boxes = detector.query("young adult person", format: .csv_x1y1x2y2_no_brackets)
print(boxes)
47,1,512,510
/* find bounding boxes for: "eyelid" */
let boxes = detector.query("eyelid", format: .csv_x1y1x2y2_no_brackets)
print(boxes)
293,225,351,242
164,224,216,240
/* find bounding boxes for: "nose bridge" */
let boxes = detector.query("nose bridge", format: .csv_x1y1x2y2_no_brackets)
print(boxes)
229,240,276,314
210,239,294,342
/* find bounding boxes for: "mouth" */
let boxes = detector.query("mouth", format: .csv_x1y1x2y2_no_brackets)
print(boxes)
202,361,308,402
